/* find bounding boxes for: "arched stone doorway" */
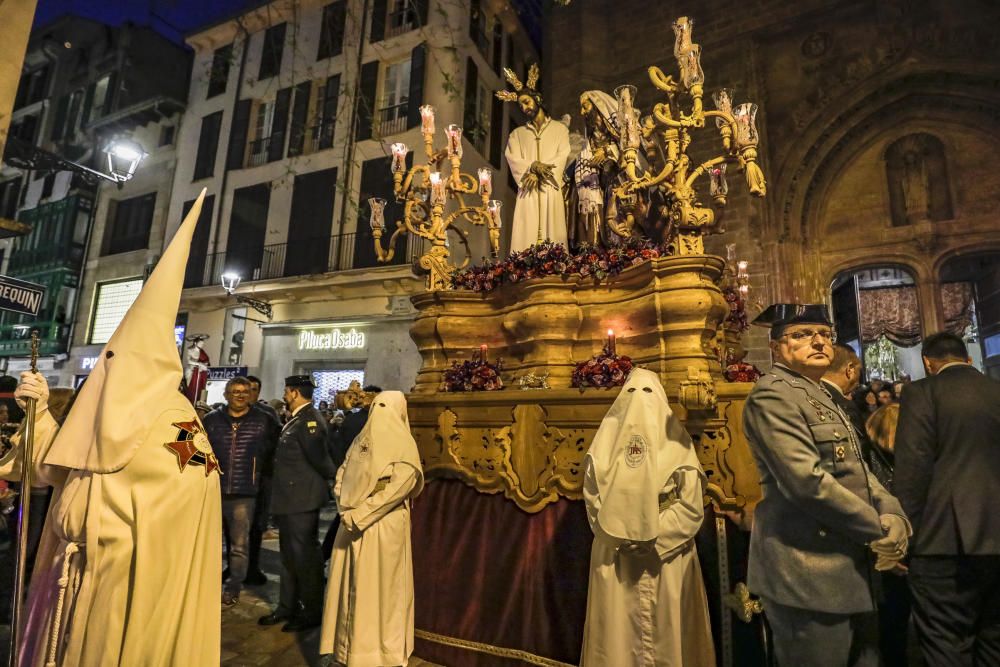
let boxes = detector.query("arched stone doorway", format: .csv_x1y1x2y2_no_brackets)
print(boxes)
938,252,1000,379
830,265,926,382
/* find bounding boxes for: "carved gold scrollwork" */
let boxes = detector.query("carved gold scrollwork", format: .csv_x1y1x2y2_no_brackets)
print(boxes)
679,367,717,412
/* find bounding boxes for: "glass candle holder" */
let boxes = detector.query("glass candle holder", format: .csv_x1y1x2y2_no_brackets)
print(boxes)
478,167,493,196
712,88,734,128
680,45,704,88
710,163,728,197
445,124,463,158
429,171,446,205
672,17,695,60
486,199,503,229
614,85,641,151
419,105,435,136
733,103,760,149
368,197,387,230
390,142,408,174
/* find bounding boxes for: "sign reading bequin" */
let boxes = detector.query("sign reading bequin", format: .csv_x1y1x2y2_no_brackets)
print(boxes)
298,328,366,352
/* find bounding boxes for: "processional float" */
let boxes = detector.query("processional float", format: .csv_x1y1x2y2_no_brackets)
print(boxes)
371,16,765,667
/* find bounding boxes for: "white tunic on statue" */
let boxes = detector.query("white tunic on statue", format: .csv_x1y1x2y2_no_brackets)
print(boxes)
504,118,571,252
320,391,424,667
580,368,715,667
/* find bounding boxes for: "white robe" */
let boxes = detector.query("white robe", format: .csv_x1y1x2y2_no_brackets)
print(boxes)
321,461,419,666
2,398,222,666
504,118,571,252
580,465,715,667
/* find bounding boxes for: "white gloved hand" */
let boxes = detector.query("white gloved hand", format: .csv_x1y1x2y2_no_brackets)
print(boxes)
14,371,49,413
870,513,909,558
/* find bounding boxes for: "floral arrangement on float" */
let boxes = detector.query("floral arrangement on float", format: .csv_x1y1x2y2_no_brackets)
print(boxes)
571,330,635,389
450,237,672,293
722,285,750,333
442,344,505,392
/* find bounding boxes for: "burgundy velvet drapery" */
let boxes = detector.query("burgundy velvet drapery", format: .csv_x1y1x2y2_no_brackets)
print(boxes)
412,480,592,667
859,282,973,347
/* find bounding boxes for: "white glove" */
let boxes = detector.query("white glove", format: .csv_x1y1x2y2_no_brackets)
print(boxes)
870,514,909,558
14,371,49,413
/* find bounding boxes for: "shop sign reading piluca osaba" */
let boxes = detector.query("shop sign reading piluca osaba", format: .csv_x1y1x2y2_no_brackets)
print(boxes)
297,328,366,352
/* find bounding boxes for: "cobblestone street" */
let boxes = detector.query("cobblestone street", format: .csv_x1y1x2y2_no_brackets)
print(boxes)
221,511,441,666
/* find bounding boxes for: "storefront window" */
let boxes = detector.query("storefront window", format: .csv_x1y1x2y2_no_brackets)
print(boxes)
312,369,365,407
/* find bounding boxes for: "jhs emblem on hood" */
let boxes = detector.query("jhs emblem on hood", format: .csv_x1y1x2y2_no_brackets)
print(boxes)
624,434,647,468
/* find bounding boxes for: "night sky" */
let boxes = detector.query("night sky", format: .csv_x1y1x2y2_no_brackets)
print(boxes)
33,0,543,49
33,0,262,44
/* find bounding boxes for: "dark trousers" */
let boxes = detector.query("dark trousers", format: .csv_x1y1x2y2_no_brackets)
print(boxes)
275,510,325,622
762,598,879,667
222,495,255,595
908,555,1000,666
878,570,911,666
247,476,272,575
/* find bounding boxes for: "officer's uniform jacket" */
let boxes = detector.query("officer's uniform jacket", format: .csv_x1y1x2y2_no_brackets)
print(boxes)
271,404,336,515
743,364,908,614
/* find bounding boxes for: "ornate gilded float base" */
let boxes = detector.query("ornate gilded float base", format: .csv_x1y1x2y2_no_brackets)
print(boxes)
409,255,729,411
408,382,760,514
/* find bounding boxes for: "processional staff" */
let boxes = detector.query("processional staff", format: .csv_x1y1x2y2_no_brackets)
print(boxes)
10,330,40,667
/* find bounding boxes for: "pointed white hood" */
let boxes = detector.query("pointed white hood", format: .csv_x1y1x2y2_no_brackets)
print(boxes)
585,368,704,541
45,190,208,473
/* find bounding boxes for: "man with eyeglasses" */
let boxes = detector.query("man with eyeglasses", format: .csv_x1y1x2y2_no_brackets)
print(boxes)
742,303,910,666
202,376,279,606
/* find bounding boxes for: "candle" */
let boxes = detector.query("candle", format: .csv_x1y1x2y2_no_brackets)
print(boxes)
607,328,616,356
446,124,463,158
480,343,488,361
419,105,435,136
390,142,408,174
429,171,446,205
478,167,493,196
737,260,749,278
486,200,503,229
368,197,387,230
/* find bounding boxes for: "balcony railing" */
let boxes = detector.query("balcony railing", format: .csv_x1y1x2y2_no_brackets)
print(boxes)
0,321,69,357
376,102,408,137
184,231,428,289
386,7,418,38
246,136,273,168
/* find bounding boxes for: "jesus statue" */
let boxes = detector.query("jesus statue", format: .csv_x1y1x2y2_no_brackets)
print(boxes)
497,64,570,253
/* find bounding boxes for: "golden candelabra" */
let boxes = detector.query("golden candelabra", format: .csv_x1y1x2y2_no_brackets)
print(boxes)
370,105,503,291
614,16,767,255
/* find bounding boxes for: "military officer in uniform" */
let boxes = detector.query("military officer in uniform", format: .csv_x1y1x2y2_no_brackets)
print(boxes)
742,304,910,666
259,375,336,632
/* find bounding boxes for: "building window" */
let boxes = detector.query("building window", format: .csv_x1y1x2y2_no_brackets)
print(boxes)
102,193,156,256
193,111,223,180
14,66,49,110
89,278,143,344
317,2,346,60
207,44,233,98
469,0,490,57
248,101,275,168
159,125,176,147
0,179,20,220
315,75,340,150
463,58,490,156
377,59,411,136
9,114,38,144
386,0,418,38
258,23,286,81
86,73,113,123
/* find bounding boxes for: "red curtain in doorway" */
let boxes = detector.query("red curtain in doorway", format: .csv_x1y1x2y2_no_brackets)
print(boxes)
858,283,974,346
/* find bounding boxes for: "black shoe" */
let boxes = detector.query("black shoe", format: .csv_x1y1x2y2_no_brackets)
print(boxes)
243,570,268,586
282,618,321,633
258,612,293,626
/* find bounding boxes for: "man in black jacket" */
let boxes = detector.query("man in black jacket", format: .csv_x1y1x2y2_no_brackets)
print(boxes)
259,375,336,632
202,377,278,605
895,332,1000,666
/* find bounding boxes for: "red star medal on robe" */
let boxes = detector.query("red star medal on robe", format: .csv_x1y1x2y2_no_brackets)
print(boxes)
164,419,220,476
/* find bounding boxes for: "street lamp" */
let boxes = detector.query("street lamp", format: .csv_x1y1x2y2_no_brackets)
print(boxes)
220,271,273,320
2,136,147,188
104,139,146,183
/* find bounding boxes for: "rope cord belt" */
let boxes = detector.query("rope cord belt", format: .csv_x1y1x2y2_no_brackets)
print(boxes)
414,629,575,667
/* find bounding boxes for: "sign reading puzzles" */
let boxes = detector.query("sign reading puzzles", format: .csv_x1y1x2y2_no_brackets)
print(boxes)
0,275,45,316
297,328,366,352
